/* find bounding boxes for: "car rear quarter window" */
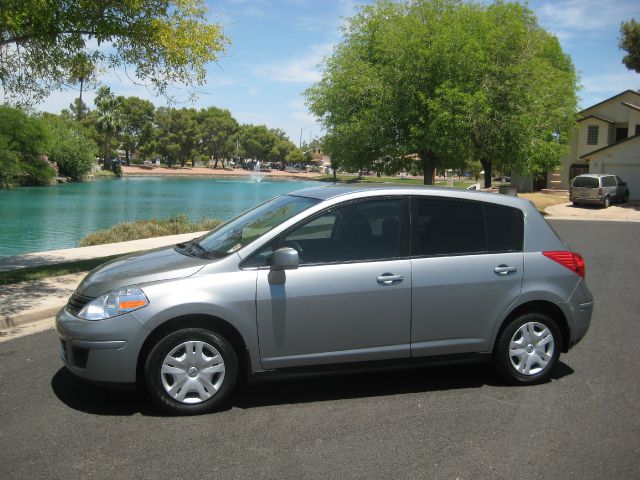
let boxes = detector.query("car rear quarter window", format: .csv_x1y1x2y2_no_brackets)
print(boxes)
572,176,599,188
411,198,523,256
602,176,616,187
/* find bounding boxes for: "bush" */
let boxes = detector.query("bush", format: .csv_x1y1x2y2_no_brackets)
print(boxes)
79,214,221,246
44,115,97,180
0,106,53,187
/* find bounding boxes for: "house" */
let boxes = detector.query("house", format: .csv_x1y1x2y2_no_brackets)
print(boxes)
556,90,640,200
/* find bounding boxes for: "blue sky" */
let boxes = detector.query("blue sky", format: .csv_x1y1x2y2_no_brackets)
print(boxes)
40,0,640,145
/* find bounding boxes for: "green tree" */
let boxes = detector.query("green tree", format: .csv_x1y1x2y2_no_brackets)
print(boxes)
155,107,199,167
238,124,277,162
118,96,155,164
94,86,123,171
197,107,239,168
42,114,97,180
0,0,227,104
619,19,640,73
0,106,55,187
68,53,97,120
306,0,577,187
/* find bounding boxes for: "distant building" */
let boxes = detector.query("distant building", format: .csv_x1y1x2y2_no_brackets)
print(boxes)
556,90,640,200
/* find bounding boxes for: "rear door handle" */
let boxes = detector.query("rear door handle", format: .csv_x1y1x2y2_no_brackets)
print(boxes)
377,274,404,285
494,265,517,276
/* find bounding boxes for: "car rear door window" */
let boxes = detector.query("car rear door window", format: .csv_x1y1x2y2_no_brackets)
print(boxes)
602,176,616,187
411,198,523,256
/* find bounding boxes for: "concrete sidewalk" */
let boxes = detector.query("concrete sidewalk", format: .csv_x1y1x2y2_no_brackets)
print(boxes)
0,231,207,329
545,201,640,221
0,231,208,272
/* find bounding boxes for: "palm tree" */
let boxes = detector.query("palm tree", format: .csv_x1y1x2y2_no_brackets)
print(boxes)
69,53,96,121
94,86,123,171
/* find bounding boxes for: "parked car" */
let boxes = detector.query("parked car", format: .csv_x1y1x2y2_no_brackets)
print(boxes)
57,186,593,414
570,173,630,208
493,176,511,183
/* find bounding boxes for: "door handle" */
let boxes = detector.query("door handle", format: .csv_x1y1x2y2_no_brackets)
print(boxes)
494,265,517,276
377,274,404,285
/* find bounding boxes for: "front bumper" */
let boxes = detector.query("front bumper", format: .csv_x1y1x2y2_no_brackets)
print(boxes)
55,306,150,384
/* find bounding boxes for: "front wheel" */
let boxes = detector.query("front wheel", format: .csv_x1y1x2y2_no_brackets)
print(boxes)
144,328,238,415
493,313,561,385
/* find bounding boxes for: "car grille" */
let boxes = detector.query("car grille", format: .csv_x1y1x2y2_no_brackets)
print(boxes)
66,292,94,316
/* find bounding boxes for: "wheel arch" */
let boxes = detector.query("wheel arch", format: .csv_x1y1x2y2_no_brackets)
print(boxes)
136,314,250,385
493,300,570,353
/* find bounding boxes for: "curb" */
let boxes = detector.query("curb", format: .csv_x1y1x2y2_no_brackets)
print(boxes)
1,304,64,330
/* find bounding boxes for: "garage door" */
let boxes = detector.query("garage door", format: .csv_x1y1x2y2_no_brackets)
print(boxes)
602,165,640,201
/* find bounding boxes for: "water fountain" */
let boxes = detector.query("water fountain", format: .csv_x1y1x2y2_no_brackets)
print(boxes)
251,160,264,183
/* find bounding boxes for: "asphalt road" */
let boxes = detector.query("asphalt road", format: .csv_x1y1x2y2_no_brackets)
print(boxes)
1,220,638,479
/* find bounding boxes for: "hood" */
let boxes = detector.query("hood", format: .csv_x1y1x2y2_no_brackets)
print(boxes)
77,246,209,297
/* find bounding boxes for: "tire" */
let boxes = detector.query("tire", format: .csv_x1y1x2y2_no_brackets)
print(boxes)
623,191,629,203
493,313,562,385
144,328,238,415
602,196,610,208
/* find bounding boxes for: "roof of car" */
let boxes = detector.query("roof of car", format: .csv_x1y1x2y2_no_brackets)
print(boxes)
288,184,533,209
573,173,611,178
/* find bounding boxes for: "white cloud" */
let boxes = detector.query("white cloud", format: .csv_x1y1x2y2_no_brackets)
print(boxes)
536,0,639,37
253,43,334,83
580,70,640,94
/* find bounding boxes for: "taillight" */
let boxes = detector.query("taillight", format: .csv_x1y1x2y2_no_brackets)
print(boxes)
598,187,603,195
543,251,585,278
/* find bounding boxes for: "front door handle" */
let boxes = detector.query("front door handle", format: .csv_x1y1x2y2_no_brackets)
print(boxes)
377,273,404,285
494,265,517,276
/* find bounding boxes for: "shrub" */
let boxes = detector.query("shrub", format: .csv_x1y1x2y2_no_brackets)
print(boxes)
79,214,221,246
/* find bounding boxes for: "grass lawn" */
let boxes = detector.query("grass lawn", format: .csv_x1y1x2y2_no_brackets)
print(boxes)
519,192,569,213
315,174,475,189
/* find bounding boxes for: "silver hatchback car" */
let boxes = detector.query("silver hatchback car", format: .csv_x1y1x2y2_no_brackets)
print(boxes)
56,186,593,414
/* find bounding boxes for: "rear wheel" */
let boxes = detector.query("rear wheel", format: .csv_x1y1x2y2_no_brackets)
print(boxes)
602,196,610,208
493,313,561,385
144,328,238,415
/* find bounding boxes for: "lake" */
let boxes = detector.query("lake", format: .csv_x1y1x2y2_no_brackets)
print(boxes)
0,176,318,257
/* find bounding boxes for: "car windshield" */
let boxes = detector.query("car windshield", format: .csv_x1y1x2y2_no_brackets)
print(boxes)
572,176,599,188
195,194,319,257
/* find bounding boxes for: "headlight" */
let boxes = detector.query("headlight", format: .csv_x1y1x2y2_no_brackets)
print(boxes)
77,287,149,321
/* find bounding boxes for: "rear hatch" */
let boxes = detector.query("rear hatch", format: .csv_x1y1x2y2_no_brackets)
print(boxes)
571,176,600,200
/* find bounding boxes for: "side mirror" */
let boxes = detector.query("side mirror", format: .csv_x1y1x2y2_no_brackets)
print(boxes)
270,247,299,271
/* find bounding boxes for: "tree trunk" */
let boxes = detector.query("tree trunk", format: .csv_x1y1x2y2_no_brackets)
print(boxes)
419,150,437,185
480,158,492,188
125,149,130,165
103,129,112,170
77,77,84,121
214,158,219,169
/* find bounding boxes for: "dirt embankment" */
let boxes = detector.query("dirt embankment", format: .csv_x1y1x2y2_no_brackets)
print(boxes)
121,165,321,180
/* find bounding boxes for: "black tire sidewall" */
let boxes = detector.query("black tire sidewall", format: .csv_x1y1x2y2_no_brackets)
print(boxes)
144,328,239,415
493,313,561,385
